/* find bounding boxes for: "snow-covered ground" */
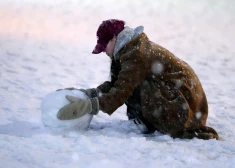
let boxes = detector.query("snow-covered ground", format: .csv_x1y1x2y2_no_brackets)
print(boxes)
0,0,235,167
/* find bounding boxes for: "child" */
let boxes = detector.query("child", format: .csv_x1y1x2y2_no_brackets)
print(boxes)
57,19,218,140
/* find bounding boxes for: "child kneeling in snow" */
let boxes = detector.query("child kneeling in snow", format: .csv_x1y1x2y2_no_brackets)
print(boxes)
57,19,218,140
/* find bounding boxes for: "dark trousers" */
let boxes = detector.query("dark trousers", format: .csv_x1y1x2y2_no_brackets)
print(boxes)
126,85,155,133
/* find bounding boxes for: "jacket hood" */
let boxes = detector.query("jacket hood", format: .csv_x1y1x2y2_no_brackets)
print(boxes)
113,26,144,60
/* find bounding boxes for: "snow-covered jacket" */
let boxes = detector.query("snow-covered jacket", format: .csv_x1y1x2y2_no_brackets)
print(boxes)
97,27,218,138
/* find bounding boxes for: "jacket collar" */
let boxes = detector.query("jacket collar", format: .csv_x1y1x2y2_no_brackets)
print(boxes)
113,26,144,60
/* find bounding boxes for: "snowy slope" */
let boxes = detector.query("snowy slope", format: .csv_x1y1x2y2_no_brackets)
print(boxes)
0,0,235,168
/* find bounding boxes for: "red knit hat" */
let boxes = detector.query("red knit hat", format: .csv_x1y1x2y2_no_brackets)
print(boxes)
92,19,125,54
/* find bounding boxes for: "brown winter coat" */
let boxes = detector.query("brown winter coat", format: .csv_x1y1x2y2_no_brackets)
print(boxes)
97,33,218,140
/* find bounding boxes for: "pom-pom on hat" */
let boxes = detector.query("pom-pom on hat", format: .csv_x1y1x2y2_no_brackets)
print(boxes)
92,19,125,54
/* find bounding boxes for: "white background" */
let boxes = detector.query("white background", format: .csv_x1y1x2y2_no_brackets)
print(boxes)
0,0,235,167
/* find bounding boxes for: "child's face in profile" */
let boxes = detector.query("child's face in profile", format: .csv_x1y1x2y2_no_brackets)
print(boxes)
105,36,117,58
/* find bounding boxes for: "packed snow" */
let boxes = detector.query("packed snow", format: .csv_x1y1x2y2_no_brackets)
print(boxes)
0,0,235,168
41,90,93,131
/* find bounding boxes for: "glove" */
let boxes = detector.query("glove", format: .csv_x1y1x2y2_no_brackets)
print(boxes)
56,87,78,91
79,88,100,98
57,95,99,120
56,88,99,98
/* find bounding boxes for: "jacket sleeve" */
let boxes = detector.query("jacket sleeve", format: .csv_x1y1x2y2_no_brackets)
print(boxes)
98,49,148,115
97,81,113,93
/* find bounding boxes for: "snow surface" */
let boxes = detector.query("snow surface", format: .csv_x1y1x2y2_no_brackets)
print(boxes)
0,0,235,168
41,90,93,131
